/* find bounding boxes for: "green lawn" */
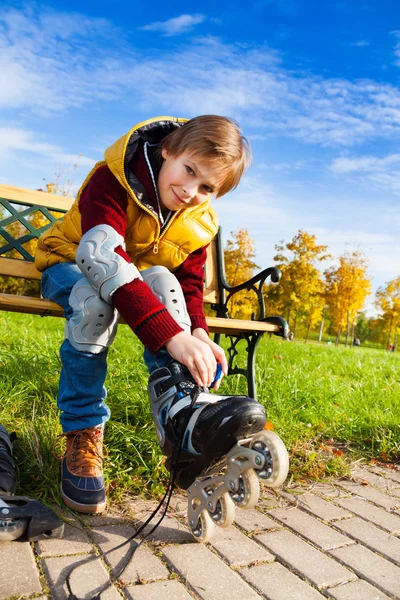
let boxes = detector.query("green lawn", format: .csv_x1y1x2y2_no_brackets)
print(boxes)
0,312,399,506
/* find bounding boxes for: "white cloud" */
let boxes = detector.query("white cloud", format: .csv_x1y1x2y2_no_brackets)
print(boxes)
139,14,205,36
2,7,400,148
350,40,370,47
0,127,95,168
330,154,400,194
391,30,400,65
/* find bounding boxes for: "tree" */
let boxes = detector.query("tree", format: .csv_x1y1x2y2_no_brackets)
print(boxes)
325,250,371,346
375,276,400,349
355,312,371,344
265,230,330,339
224,228,260,319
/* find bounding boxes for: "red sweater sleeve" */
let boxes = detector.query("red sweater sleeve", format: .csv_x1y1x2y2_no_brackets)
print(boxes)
79,166,183,352
174,245,209,333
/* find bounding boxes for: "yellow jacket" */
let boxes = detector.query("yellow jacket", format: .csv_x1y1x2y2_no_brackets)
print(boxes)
35,116,219,272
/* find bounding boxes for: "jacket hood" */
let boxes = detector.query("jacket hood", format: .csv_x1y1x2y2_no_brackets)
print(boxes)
104,116,187,204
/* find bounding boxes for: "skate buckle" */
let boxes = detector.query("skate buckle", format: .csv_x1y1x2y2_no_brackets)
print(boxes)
0,495,64,542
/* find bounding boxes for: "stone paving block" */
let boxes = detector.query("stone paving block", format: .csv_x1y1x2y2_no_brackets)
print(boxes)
388,487,400,499
209,523,274,567
239,561,325,599
233,508,282,533
335,497,400,534
255,529,356,589
41,554,121,600
125,579,194,600
91,524,169,584
80,510,128,526
369,465,400,485
144,514,195,544
162,543,260,599
268,506,352,550
0,542,42,599
325,579,391,600
330,543,400,598
280,491,351,521
36,522,94,556
338,482,398,509
334,516,400,565
258,489,285,509
309,483,351,500
352,468,400,491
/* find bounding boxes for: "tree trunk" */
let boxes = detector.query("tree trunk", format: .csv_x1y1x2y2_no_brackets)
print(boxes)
318,318,324,343
305,319,312,343
387,315,393,350
335,325,341,345
345,311,350,347
293,316,297,337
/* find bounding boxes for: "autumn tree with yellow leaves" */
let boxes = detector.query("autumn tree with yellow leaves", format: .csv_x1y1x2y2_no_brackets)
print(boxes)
223,228,260,319
265,230,330,339
325,250,371,346
375,276,400,349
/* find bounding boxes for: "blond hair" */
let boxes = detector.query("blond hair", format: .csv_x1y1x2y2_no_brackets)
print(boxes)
161,115,252,198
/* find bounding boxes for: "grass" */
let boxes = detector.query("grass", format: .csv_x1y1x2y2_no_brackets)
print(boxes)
0,312,399,508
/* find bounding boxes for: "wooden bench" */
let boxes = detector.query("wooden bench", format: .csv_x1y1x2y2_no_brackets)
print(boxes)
0,184,287,399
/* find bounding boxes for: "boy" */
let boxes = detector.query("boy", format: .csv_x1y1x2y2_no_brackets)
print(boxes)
35,115,266,513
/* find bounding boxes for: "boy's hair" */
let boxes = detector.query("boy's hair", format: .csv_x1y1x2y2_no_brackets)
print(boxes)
161,115,252,198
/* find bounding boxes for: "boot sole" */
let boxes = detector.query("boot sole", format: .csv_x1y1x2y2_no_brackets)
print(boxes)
60,485,107,514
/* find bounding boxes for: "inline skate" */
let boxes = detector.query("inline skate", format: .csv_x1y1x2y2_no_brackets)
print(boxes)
148,361,289,542
0,425,64,542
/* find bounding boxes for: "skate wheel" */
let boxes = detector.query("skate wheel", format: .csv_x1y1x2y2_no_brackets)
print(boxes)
229,468,260,509
188,509,215,543
208,492,236,528
250,430,289,488
0,517,28,542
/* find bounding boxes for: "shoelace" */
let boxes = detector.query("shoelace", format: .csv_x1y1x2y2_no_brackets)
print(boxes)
59,429,106,476
66,388,201,600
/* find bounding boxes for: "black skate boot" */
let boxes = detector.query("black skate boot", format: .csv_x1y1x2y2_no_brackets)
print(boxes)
0,425,17,495
148,361,267,490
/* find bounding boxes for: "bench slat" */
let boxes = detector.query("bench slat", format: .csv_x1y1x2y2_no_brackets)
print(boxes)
0,257,42,279
0,184,74,211
0,293,280,334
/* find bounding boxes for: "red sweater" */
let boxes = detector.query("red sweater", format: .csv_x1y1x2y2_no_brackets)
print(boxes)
79,147,209,353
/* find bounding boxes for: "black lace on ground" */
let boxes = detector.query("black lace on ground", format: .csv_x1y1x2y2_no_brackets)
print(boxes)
66,386,202,600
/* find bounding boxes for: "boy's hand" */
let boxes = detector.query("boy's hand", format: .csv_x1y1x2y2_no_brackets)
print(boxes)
165,330,225,388
192,328,228,390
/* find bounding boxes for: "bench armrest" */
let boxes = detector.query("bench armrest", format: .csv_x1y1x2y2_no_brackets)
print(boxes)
215,266,282,323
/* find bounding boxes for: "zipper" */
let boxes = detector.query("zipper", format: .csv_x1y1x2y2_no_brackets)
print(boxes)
153,213,178,253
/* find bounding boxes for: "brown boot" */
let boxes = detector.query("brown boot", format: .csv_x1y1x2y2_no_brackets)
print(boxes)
60,425,106,513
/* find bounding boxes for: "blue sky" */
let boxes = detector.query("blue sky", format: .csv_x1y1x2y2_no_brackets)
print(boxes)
1,1,400,315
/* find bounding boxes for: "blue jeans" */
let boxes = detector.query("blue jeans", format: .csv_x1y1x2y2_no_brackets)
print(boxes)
42,262,172,432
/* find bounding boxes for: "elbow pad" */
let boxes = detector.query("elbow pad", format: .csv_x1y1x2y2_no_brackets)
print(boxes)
76,225,142,304
141,265,191,334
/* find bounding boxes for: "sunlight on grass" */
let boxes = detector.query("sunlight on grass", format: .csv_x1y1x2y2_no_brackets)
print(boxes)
1,312,399,506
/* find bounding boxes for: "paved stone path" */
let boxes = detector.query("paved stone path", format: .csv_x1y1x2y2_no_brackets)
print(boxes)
1,463,400,600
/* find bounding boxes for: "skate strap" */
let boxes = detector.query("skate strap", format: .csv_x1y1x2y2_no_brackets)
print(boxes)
168,396,192,420
154,372,196,398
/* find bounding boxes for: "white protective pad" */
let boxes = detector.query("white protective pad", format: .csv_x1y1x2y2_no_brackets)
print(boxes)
76,225,142,304
141,266,191,333
66,277,119,353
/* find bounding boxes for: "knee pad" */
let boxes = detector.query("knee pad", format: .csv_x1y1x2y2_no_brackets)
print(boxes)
141,266,191,334
66,277,119,354
76,225,142,304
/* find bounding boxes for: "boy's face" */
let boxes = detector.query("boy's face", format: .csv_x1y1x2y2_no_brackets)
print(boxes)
157,148,222,212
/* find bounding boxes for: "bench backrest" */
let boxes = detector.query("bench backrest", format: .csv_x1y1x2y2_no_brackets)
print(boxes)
0,184,221,305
